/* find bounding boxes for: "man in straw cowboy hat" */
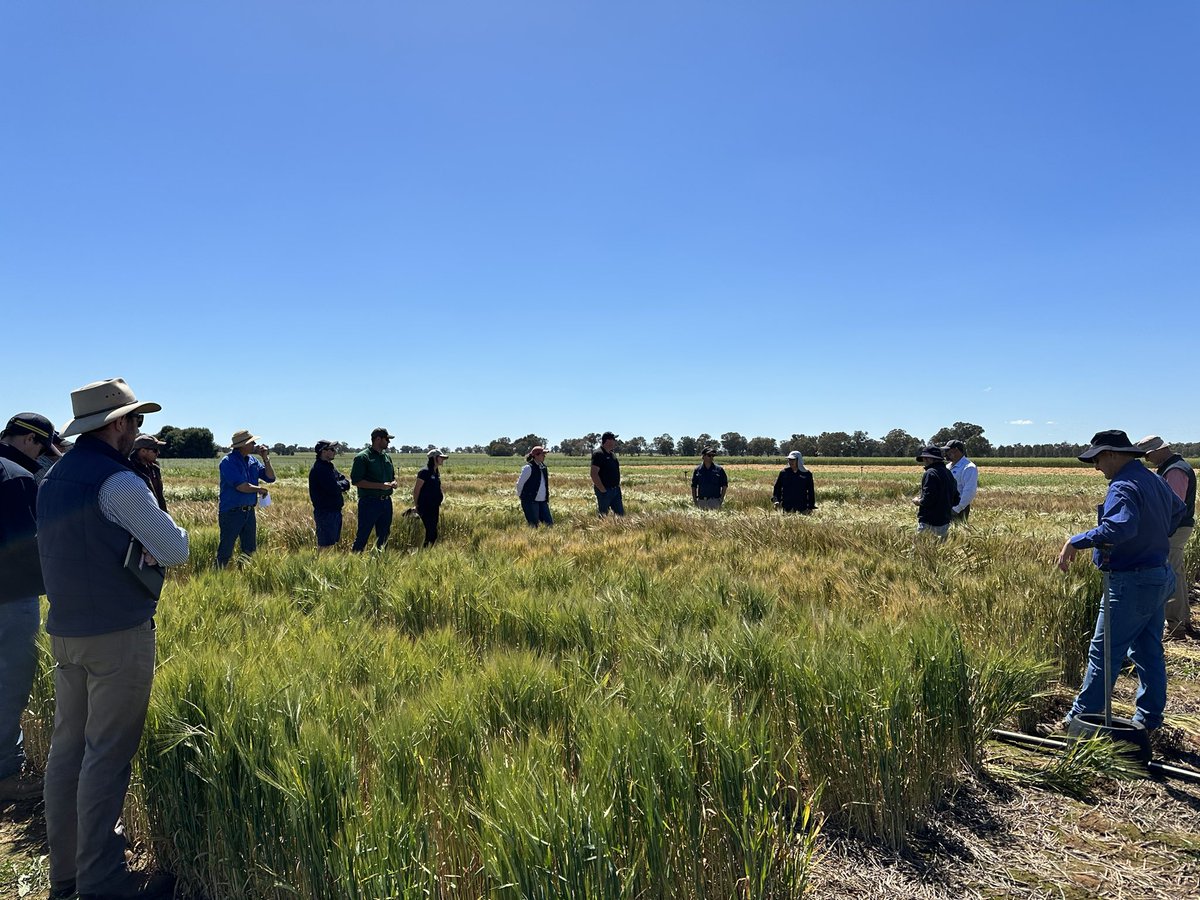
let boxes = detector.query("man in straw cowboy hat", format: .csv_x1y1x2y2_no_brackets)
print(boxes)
1136,434,1195,640
0,412,61,803
216,429,276,568
37,378,188,898
1056,430,1186,735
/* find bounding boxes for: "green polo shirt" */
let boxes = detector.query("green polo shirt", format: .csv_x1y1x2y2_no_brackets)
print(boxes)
350,448,395,500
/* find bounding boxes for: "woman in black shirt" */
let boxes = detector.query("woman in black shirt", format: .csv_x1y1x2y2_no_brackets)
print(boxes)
413,449,446,546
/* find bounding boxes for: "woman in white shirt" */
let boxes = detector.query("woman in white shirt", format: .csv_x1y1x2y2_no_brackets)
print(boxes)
515,446,553,527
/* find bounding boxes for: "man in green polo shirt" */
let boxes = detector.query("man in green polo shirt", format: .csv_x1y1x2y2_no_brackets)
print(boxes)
351,427,397,551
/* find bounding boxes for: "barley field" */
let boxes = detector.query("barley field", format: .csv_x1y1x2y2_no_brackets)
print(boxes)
13,455,1198,898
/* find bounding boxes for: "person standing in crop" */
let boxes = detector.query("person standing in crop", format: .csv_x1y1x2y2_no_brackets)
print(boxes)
692,447,728,510
942,439,978,525
38,378,188,898
127,433,168,512
912,446,958,539
351,427,398,552
1135,435,1195,640
216,429,275,567
0,412,59,803
591,431,623,517
1056,430,1186,733
309,440,350,550
773,450,816,513
413,449,447,546
515,445,553,527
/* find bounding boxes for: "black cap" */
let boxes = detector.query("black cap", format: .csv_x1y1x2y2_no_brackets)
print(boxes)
315,439,337,453
701,447,716,456
601,431,618,442
371,427,395,440
942,439,966,453
1077,430,1143,462
5,412,58,448
916,445,945,462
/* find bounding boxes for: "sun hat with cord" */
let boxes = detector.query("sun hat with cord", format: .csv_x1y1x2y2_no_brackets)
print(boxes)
60,378,161,438
230,429,261,449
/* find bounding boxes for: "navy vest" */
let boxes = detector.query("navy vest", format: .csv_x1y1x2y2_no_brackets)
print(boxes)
1158,454,1196,527
37,435,159,636
520,463,548,502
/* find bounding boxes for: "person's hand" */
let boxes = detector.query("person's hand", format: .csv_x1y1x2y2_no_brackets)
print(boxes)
773,501,781,510
259,486,270,496
1057,540,1078,572
141,551,158,567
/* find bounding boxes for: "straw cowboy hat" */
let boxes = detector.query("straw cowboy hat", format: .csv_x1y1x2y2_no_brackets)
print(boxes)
61,378,161,437
230,429,261,448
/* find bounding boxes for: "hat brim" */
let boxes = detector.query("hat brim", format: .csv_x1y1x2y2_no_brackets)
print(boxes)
60,400,161,438
1078,444,1145,462
231,434,262,448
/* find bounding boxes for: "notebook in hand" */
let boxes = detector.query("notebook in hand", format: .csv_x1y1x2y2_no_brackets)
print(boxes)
124,538,166,598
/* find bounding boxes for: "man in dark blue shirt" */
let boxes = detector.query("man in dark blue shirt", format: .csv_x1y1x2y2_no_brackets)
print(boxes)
692,447,728,510
1056,430,1187,732
308,440,350,550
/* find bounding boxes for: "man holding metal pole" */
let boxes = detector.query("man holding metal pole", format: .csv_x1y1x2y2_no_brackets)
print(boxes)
1056,430,1186,734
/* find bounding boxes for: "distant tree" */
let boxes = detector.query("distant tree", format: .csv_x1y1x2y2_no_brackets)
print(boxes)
652,434,675,456
746,436,778,456
881,428,922,458
677,435,698,457
624,436,647,456
779,434,818,456
513,433,549,456
930,422,993,457
720,432,748,456
486,437,515,457
816,431,852,457
158,425,217,459
558,437,590,456
696,434,715,454
584,433,601,452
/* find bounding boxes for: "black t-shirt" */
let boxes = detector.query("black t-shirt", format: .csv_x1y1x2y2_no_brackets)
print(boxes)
591,449,620,490
416,467,443,510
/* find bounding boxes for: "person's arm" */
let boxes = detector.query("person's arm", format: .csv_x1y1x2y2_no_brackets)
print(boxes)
413,474,425,506
98,471,189,567
258,451,276,485
590,463,605,492
772,471,784,505
1066,484,1140,553
804,474,815,509
0,477,40,584
1164,468,1189,503
516,464,532,497
691,468,700,501
351,455,397,491
221,456,267,496
719,468,728,500
953,466,978,512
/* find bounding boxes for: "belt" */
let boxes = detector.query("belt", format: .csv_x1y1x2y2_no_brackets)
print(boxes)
230,505,256,512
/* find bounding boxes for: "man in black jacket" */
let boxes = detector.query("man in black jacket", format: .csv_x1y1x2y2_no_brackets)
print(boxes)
773,451,816,513
309,440,350,549
0,412,59,801
913,446,959,540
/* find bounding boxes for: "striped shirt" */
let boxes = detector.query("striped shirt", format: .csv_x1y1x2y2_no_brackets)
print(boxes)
98,470,189,566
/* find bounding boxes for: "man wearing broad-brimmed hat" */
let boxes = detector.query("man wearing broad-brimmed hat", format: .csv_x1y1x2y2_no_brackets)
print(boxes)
0,412,60,803
772,450,815,514
941,439,978,525
309,440,350,550
128,433,168,512
1135,435,1195,640
912,446,959,540
590,431,623,517
692,447,728,510
37,378,188,898
351,427,398,551
216,429,276,568
1055,430,1186,734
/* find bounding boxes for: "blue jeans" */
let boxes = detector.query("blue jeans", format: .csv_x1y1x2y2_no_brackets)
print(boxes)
216,507,257,567
353,497,392,551
917,521,949,541
1070,565,1174,730
595,486,624,517
0,597,40,780
313,509,343,547
520,498,553,527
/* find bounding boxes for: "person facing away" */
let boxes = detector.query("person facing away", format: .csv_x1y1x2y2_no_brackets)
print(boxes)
351,426,397,552
913,446,959,540
309,439,350,550
692,447,728,510
773,450,816,513
127,433,168,512
216,429,275,568
591,431,623,517
1136,434,1195,640
0,412,60,803
941,439,978,524
37,378,188,899
1055,430,1186,734
515,445,553,527
413,449,446,546
35,433,71,484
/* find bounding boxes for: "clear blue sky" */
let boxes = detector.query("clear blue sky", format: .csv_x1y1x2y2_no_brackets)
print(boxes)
3,2,1196,449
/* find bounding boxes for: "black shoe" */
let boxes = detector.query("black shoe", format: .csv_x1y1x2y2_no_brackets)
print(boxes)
48,880,76,900
78,871,175,900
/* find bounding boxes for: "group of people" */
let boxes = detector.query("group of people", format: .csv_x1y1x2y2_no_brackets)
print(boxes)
0,374,1195,899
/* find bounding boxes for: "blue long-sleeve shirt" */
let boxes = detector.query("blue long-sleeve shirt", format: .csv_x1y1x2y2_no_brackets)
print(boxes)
218,451,276,513
1069,459,1186,571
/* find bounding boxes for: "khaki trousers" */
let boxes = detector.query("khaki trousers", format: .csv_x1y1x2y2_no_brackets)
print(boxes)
1166,526,1194,634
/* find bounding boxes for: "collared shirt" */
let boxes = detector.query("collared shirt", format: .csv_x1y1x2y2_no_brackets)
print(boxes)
1070,459,1187,571
218,451,276,513
350,448,395,499
98,471,190,566
309,458,350,511
949,456,978,513
591,449,620,490
692,462,728,499
515,463,548,501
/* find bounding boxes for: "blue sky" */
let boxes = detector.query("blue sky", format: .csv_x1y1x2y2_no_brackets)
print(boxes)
3,2,1196,450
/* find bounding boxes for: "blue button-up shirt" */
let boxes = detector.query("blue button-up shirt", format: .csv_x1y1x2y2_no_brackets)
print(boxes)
1069,459,1186,571
218,451,275,513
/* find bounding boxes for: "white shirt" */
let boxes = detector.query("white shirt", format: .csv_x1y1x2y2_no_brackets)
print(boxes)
949,457,978,513
514,463,547,501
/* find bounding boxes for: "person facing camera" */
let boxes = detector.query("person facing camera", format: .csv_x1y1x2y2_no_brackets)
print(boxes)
516,445,553,527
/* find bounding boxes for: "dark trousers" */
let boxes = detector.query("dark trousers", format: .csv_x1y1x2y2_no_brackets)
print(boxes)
313,509,343,547
419,507,439,547
520,498,554,527
216,507,257,567
353,497,393,551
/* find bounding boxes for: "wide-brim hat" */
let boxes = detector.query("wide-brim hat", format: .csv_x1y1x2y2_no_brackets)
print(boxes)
231,429,261,448
1135,434,1170,454
61,379,161,437
1078,430,1144,461
916,446,944,462
132,433,167,451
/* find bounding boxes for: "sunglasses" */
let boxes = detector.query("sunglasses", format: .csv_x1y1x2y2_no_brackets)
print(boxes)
127,413,144,427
